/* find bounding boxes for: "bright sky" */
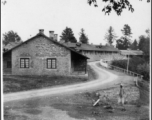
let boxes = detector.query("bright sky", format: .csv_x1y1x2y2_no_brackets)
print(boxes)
1,0,151,45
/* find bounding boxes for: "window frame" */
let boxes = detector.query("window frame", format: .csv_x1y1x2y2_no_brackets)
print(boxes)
20,58,30,68
46,58,57,69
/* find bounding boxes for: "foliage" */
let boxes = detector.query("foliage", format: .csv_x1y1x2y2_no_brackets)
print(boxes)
4,75,88,93
104,26,117,45
138,35,150,55
87,0,150,15
79,28,89,44
116,37,131,50
137,63,149,81
145,29,150,37
60,27,77,43
116,24,132,49
111,59,127,68
2,0,7,5
111,56,149,81
2,0,150,15
128,56,145,72
3,30,22,46
138,30,150,61
130,39,138,50
121,24,132,38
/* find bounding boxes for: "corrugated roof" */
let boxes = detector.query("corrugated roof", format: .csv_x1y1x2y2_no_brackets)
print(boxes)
3,33,89,59
120,50,143,55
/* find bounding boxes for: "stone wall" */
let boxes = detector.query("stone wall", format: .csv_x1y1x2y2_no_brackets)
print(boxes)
12,36,71,75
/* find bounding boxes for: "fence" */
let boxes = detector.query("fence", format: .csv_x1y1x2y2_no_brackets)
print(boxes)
99,60,143,87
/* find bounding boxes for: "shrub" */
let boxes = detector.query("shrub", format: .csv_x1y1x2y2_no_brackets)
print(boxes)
137,63,150,81
111,56,149,81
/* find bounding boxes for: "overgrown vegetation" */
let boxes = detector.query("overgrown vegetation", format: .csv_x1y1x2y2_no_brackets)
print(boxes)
111,56,149,81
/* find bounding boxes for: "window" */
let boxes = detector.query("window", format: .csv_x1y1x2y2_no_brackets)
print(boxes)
7,61,11,68
47,58,57,69
20,58,30,68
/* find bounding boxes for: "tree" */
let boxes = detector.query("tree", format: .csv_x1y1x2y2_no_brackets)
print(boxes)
111,56,149,81
87,0,150,15
79,28,89,44
2,0,6,5
137,63,149,81
116,24,132,49
130,39,138,50
138,34,150,61
104,26,117,45
116,37,131,50
145,29,150,38
121,24,132,38
60,27,77,43
3,30,22,46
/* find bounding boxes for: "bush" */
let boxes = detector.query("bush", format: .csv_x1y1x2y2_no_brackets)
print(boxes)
111,59,127,69
111,56,149,81
137,63,149,81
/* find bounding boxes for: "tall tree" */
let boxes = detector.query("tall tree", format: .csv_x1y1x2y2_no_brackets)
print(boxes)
3,30,22,46
121,24,132,39
130,39,138,50
104,26,117,45
79,28,89,44
117,24,132,49
60,27,77,43
87,0,150,15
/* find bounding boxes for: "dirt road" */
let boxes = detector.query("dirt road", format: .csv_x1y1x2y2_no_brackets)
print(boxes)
4,61,118,102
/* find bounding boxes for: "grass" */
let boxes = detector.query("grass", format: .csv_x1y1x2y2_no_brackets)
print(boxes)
3,75,87,93
3,65,97,94
4,64,149,120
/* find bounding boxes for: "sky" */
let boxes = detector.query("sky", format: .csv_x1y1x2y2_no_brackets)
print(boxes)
1,0,151,45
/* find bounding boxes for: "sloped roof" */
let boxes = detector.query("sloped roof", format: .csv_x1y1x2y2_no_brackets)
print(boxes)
63,43,119,52
3,42,22,50
120,50,143,55
3,33,89,59
99,45,119,51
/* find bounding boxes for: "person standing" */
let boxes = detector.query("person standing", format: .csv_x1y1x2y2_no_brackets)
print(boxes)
118,84,126,110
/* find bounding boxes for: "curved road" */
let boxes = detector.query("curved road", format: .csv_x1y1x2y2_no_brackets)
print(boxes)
4,61,118,102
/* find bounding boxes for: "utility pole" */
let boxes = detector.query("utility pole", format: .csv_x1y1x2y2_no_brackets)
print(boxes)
126,49,130,74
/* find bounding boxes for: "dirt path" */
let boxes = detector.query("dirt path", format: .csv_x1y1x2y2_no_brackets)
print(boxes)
4,61,118,102
4,62,149,120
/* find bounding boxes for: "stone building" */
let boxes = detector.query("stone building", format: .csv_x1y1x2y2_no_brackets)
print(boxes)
62,43,143,62
3,30,88,75
63,42,120,62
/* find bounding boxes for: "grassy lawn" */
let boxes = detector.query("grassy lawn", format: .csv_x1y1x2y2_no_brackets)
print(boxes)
3,65,96,93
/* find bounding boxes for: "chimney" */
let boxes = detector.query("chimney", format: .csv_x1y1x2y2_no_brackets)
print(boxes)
39,29,44,34
49,31,54,39
54,34,58,41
